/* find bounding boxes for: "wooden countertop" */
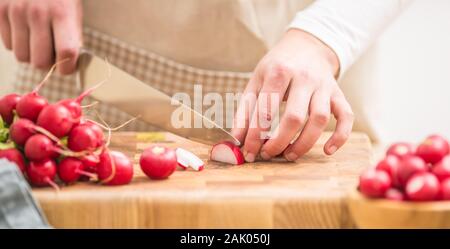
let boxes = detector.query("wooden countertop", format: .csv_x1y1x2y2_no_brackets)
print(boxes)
33,132,372,228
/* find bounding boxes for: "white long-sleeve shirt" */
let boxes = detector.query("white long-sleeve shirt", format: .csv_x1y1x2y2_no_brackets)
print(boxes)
289,0,412,78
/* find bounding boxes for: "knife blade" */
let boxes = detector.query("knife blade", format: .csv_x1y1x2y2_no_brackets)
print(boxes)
76,51,239,146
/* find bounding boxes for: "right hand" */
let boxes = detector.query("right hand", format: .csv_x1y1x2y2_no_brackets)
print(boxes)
0,0,82,74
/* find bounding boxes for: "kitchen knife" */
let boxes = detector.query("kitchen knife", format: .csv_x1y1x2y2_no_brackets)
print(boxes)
76,51,239,146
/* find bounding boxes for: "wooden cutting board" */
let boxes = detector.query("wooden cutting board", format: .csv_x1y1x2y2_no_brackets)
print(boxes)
32,132,372,228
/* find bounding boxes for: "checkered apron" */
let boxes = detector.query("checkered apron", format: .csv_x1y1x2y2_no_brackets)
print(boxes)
13,27,252,131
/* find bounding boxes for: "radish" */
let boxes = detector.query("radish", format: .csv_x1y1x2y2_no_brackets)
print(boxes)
140,145,177,180
82,120,104,144
386,142,415,159
24,134,57,161
397,155,429,187
440,179,450,200
97,150,134,185
416,135,449,165
210,141,245,165
68,123,102,152
0,148,26,173
58,157,97,184
175,148,204,171
79,154,99,181
37,104,75,138
0,93,21,125
432,155,450,182
385,188,405,201
405,172,440,201
359,169,392,198
26,159,58,188
375,155,400,187
15,93,48,122
9,118,36,146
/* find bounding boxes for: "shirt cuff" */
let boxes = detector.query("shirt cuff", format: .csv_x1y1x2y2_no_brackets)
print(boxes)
288,13,351,80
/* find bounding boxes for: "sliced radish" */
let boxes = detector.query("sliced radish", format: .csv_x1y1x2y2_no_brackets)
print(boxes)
176,148,204,171
210,141,244,165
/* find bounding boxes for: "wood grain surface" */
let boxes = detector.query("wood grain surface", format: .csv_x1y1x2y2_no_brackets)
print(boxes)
33,132,372,228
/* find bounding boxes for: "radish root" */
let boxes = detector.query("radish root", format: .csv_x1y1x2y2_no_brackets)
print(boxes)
33,58,71,94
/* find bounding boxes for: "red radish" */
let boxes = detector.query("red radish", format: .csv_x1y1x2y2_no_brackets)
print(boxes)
24,134,57,161
68,124,102,152
375,155,400,187
210,141,245,165
397,155,429,187
82,121,104,145
359,169,392,198
97,150,134,185
37,104,75,138
440,179,450,200
15,93,48,122
9,118,36,146
175,148,204,171
57,80,107,121
26,159,57,188
386,142,415,159
58,157,97,184
432,155,450,182
406,172,440,201
416,135,449,165
0,148,26,173
140,145,177,180
0,93,21,125
385,188,405,201
79,154,99,182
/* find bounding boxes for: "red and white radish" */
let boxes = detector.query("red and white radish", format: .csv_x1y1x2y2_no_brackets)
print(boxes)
58,157,97,184
37,104,75,138
210,141,245,165
68,123,102,152
24,134,58,161
385,188,405,201
416,135,449,165
432,155,450,182
9,118,36,146
175,148,204,171
358,169,392,198
386,142,415,159
397,155,429,187
97,150,134,185
26,159,58,188
440,179,450,200
0,148,27,173
140,145,177,180
405,172,440,201
0,93,21,125
375,155,400,187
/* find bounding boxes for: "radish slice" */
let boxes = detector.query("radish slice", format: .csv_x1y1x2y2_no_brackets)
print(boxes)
210,141,245,165
176,148,205,171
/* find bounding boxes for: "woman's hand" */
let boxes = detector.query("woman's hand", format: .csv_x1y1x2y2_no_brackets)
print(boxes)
232,29,354,162
0,0,82,74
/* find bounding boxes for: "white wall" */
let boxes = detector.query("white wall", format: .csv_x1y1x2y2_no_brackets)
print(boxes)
370,0,450,143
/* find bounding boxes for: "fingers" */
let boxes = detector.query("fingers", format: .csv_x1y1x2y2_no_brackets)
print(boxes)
260,81,312,160
242,65,292,162
0,1,12,50
324,90,354,155
9,1,30,62
51,5,81,74
283,86,331,161
28,3,53,70
231,74,260,145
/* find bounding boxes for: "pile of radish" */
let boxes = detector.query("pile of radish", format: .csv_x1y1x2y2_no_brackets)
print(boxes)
359,134,450,201
0,64,211,189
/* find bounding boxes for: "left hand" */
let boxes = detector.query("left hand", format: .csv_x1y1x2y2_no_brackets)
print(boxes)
231,29,354,162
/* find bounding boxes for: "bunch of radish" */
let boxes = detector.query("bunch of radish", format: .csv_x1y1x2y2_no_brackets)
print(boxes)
0,64,139,189
359,134,450,201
